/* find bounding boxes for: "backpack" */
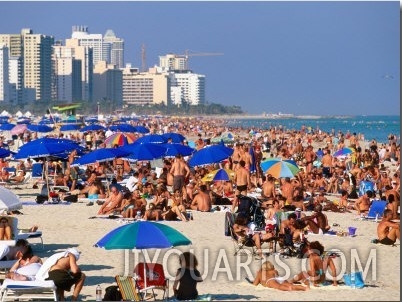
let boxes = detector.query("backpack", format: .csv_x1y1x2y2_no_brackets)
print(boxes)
103,285,122,301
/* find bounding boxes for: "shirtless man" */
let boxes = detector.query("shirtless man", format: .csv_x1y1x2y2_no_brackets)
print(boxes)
377,209,400,245
46,249,85,301
354,190,373,215
280,177,294,207
190,184,212,212
384,185,400,219
321,149,333,179
232,160,251,212
300,204,330,234
304,145,317,174
261,175,276,200
97,185,123,215
169,154,190,195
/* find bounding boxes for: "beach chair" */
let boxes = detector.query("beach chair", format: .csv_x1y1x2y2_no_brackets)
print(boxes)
364,200,388,221
5,171,32,190
134,262,169,300
115,275,142,301
5,216,44,249
272,211,294,253
224,211,257,256
0,279,57,302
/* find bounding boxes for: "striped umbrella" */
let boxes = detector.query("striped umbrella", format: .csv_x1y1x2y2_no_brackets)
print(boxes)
105,132,137,147
260,158,300,179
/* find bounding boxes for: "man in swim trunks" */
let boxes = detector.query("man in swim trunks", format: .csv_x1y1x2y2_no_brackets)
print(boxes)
232,160,250,212
170,154,190,194
300,204,330,234
377,209,400,245
47,249,85,301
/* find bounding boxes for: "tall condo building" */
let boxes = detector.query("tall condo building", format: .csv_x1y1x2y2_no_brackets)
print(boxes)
71,26,108,67
169,71,205,105
0,44,10,102
103,30,124,69
22,29,54,102
159,54,187,71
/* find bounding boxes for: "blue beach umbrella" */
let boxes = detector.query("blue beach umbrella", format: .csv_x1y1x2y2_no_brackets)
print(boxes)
133,125,150,134
14,138,81,159
27,124,53,133
0,123,16,131
60,124,82,131
0,148,14,158
94,220,192,250
121,143,167,161
109,124,137,133
162,132,186,143
80,124,105,132
202,168,234,182
71,147,130,167
161,143,195,158
135,134,167,144
188,144,234,167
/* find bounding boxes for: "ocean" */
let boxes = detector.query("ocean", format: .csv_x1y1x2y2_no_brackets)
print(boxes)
223,115,400,144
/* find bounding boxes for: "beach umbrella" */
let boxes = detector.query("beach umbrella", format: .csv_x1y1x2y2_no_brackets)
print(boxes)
333,147,355,157
27,124,53,133
10,124,27,135
135,134,167,144
133,125,150,134
60,124,82,132
0,123,16,131
260,158,300,179
84,116,99,124
104,132,137,147
80,124,105,132
0,148,14,158
188,144,234,167
161,143,195,158
14,138,81,159
121,143,167,161
71,147,130,167
202,168,234,182
0,186,22,212
109,124,137,133
94,220,192,290
162,132,186,143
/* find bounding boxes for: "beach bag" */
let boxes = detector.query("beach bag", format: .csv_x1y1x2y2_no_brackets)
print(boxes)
64,194,78,203
343,271,365,288
36,195,48,204
103,285,122,301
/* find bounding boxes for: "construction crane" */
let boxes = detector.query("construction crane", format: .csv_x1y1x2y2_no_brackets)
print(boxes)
181,50,224,70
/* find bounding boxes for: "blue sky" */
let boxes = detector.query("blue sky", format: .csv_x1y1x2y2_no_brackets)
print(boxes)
0,1,400,115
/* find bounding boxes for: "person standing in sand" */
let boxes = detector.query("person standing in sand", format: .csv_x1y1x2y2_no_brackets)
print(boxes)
170,154,190,195
232,160,251,212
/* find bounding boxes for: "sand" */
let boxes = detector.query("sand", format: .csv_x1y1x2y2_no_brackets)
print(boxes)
5,185,399,301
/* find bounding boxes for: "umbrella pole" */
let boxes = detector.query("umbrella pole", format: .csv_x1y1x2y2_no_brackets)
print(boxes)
46,160,50,201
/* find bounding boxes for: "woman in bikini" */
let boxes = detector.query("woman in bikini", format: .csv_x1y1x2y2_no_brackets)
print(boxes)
252,261,307,291
292,241,338,287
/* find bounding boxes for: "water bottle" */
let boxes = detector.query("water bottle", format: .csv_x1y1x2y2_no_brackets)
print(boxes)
350,271,356,289
96,284,102,301
136,211,142,220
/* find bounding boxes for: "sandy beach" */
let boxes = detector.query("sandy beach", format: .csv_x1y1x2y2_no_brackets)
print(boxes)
7,185,399,301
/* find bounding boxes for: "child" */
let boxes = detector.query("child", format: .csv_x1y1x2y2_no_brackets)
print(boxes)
252,261,307,291
173,252,203,300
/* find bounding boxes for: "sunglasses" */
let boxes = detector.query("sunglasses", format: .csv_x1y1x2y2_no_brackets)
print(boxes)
0,221,8,224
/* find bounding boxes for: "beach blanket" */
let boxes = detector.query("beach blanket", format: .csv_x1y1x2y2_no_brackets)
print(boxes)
35,248,80,281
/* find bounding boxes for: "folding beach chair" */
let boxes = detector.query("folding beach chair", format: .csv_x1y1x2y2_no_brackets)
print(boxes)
134,263,169,300
364,200,388,221
115,275,142,301
224,211,257,256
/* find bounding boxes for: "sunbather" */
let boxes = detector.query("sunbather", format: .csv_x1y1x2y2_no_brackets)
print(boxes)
97,185,123,215
6,245,42,281
377,209,400,245
0,217,12,240
252,260,307,291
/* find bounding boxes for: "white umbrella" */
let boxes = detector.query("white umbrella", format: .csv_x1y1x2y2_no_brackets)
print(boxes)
0,186,23,212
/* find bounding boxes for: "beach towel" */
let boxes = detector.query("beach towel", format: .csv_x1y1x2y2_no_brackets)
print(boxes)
35,248,80,281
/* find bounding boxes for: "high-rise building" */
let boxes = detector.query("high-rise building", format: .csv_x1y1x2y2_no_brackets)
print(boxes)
0,44,10,102
93,60,123,110
159,54,187,71
169,71,205,105
103,30,124,69
65,38,93,102
122,65,169,106
71,26,107,67
22,29,54,102
53,45,83,103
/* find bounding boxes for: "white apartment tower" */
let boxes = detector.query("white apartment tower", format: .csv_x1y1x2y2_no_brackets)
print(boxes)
53,45,83,103
71,26,108,67
169,72,205,105
103,30,124,69
22,29,54,102
0,44,10,102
